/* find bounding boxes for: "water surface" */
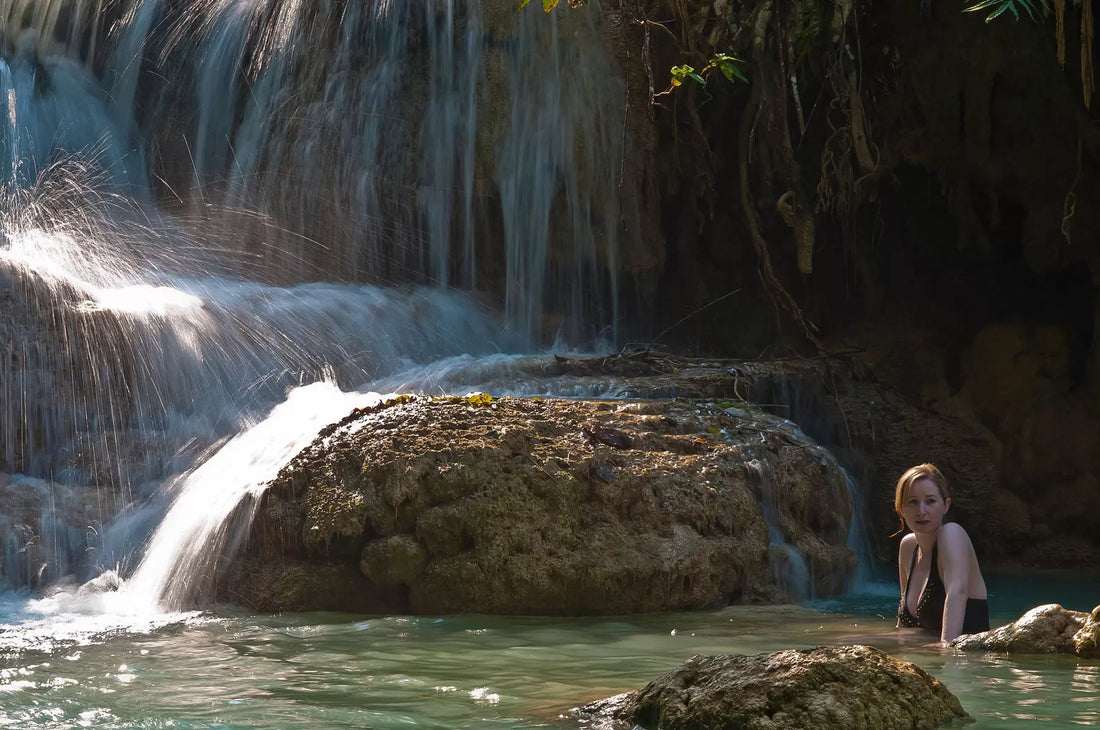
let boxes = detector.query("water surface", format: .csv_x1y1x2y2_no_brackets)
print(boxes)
1,573,1096,729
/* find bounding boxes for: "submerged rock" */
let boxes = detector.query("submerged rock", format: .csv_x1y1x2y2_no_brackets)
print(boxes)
217,395,856,614
954,603,1100,657
575,645,969,730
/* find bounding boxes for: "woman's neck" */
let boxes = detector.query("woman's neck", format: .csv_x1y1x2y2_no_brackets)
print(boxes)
914,529,939,554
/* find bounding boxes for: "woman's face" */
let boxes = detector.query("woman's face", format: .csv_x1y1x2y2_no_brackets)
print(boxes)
899,477,950,534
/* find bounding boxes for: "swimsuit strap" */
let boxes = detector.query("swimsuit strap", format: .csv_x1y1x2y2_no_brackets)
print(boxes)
903,542,919,612
926,543,942,588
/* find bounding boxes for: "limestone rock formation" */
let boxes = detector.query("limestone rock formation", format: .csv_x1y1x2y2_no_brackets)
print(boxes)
1074,605,1100,658
217,394,856,614
575,645,969,730
954,603,1100,657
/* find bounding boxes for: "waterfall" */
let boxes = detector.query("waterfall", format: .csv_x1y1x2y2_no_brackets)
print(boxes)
0,167,512,593
843,471,878,592
744,457,812,602
1,0,619,606
92,0,624,342
121,382,383,612
0,37,140,192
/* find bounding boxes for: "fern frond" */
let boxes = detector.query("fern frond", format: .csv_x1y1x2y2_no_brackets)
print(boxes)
962,0,1050,23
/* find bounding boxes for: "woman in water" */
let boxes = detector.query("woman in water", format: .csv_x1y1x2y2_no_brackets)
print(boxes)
895,463,990,644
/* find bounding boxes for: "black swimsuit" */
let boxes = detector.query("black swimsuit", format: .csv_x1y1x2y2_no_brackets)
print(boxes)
897,543,990,635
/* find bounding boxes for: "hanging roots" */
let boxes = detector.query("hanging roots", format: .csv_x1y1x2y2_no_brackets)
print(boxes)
1061,135,1081,244
1082,0,1094,109
1055,0,1066,68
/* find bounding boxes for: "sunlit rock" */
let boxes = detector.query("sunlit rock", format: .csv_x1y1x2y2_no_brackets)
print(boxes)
1073,605,1100,658
574,645,968,730
218,395,857,614
953,603,1090,654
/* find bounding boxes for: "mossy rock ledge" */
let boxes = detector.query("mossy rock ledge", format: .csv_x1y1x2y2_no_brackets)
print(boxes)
216,395,855,614
575,645,970,730
954,603,1100,657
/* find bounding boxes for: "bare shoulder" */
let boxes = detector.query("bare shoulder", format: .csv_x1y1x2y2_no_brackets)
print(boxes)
940,522,973,541
938,522,975,553
898,532,917,561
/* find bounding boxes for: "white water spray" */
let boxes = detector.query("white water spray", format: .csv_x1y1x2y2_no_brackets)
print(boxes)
1,59,15,185
119,382,383,612
0,163,511,594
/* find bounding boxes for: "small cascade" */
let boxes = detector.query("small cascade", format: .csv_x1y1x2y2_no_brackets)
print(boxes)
0,38,142,192
120,382,383,612
104,0,159,138
743,367,895,598
843,471,878,591
0,473,108,587
494,5,623,343
742,457,812,602
0,164,514,592
1,58,13,185
1,195,510,475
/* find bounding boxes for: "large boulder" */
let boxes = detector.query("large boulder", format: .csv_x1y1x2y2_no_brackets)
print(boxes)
217,394,856,614
575,645,969,730
954,603,1100,656
1074,605,1100,658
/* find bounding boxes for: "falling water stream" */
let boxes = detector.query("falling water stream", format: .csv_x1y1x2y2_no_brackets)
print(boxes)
1,1,1097,727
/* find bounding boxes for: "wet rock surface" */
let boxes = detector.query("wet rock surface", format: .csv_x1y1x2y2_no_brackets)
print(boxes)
1075,605,1100,658
954,603,1100,657
378,350,1012,566
482,348,1098,568
218,393,856,614
0,472,122,588
574,644,969,730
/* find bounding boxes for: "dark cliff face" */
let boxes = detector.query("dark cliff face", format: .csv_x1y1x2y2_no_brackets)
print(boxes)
617,0,1098,355
597,0,1100,567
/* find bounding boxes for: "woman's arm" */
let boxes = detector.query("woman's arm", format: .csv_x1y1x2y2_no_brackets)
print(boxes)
896,534,915,628
937,523,974,642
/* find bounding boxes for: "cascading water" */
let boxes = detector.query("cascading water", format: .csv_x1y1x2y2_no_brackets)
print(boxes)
100,0,625,342
1,175,515,594
0,34,140,192
0,0,870,620
1,59,14,184
1,7,1095,730
120,382,385,612
0,0,630,610
741,456,813,602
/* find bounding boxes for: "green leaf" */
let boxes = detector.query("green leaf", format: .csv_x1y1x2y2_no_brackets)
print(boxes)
963,0,1003,11
711,52,745,65
963,0,1048,22
670,64,694,87
1018,0,1043,20
718,59,749,83
542,0,559,10
518,0,532,8
688,72,706,85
